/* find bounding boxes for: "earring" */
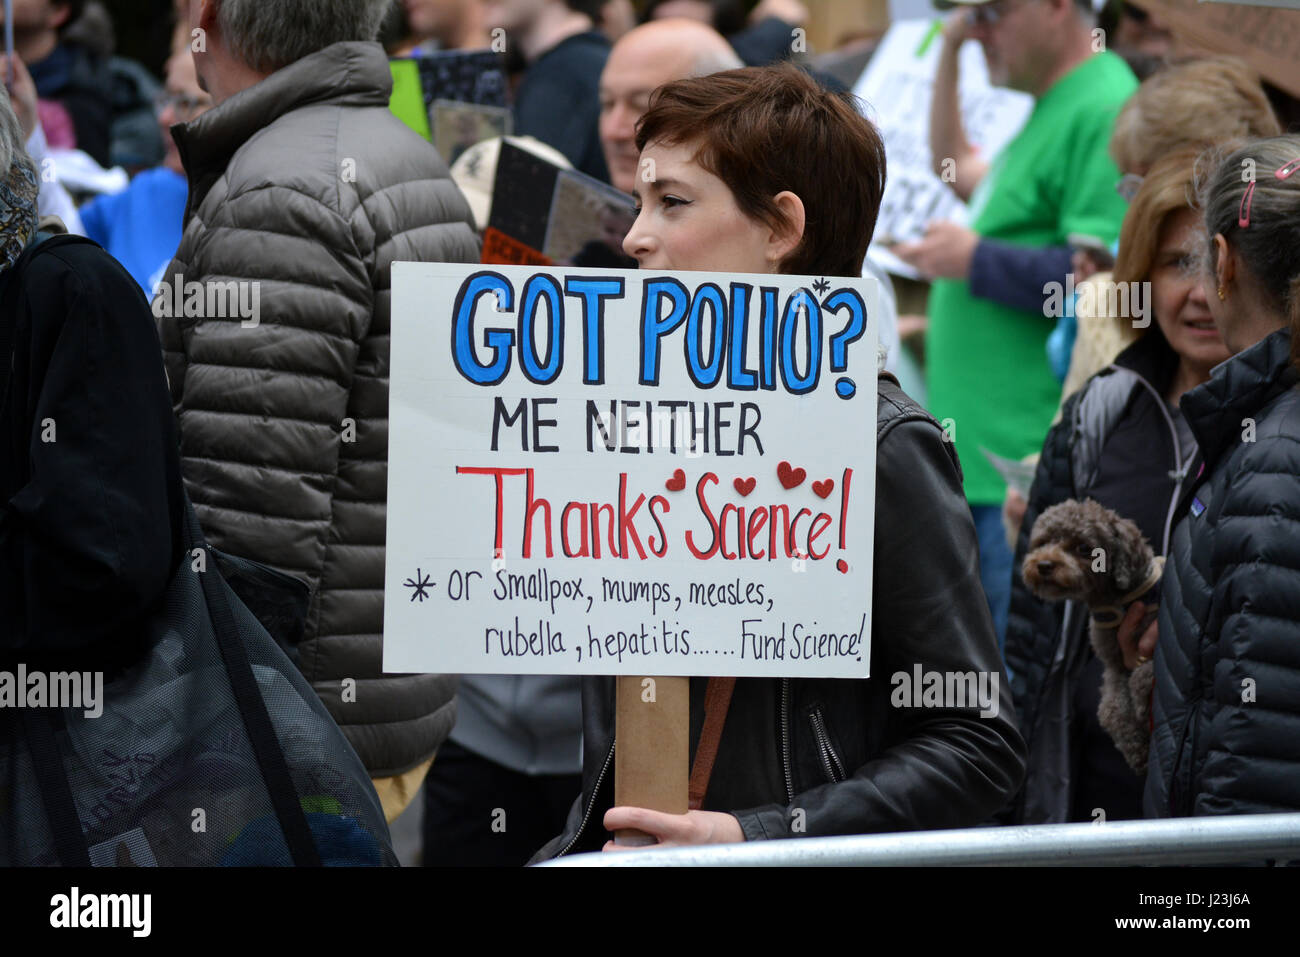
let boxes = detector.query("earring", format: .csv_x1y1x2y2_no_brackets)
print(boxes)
1217,285,1226,301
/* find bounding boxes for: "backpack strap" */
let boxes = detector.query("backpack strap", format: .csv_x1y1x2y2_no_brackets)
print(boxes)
185,501,323,867
22,708,93,867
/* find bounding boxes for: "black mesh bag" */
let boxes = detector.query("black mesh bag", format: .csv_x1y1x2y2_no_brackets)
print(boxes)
0,500,398,867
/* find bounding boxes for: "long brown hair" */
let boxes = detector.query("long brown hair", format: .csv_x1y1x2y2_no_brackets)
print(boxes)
1111,148,1202,337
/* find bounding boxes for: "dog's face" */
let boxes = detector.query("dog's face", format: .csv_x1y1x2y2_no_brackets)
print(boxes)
1022,499,1154,607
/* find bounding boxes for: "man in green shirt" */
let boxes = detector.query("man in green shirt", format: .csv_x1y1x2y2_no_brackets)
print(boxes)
895,0,1136,650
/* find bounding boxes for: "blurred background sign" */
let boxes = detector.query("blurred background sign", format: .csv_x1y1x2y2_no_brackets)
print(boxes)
852,19,1032,279
1132,0,1300,96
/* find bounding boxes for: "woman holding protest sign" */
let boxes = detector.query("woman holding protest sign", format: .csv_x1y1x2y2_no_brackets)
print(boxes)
531,63,1025,860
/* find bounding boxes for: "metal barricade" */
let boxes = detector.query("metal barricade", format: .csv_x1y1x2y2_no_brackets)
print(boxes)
542,813,1300,866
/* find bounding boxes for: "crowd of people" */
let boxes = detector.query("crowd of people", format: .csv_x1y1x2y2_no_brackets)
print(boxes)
1,0,1299,867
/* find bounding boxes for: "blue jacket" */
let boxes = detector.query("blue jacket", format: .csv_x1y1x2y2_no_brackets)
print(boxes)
79,167,188,295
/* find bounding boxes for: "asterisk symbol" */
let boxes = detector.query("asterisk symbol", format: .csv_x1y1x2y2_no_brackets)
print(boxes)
404,568,434,602
812,277,830,296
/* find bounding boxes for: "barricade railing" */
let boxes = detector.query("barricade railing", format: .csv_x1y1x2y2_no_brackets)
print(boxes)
541,813,1300,866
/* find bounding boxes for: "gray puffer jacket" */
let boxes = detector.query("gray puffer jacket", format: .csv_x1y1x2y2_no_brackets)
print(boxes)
157,41,480,776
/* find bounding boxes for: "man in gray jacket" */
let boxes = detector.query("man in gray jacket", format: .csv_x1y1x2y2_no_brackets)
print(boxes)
156,0,479,817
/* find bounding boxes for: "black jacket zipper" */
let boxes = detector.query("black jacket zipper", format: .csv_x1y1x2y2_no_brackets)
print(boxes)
781,679,794,802
809,706,846,783
557,739,615,857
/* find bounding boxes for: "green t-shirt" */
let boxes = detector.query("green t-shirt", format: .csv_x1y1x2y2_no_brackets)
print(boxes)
926,51,1137,505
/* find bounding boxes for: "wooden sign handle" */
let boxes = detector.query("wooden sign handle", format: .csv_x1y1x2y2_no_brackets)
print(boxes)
613,675,689,846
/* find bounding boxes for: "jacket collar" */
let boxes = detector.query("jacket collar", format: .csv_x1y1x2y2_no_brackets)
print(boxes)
1110,327,1179,394
1181,325,1297,469
173,41,392,217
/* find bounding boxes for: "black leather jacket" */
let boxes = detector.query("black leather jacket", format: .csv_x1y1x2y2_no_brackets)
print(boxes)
531,377,1027,861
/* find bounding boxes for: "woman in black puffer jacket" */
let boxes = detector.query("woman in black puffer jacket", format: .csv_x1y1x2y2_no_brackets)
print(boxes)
1004,151,1230,824
1143,135,1300,818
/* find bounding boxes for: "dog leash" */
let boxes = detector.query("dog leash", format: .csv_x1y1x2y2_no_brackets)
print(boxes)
1090,556,1166,629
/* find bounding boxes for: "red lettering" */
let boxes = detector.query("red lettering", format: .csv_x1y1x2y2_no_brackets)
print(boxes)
561,501,590,557
718,503,740,560
788,508,812,556
618,473,648,559
523,468,553,557
456,466,529,558
808,512,832,559
685,472,721,559
590,501,617,559
648,495,670,556
746,507,767,559
769,504,790,558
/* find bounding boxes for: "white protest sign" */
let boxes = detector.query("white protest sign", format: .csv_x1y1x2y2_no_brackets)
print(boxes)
384,263,879,678
853,20,1033,278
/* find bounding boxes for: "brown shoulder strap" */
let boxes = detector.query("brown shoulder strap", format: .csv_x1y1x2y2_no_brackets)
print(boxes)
687,677,736,811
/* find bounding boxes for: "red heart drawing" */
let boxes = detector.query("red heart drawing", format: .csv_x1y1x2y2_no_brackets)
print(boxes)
734,477,756,497
812,479,835,499
665,469,686,491
777,461,806,490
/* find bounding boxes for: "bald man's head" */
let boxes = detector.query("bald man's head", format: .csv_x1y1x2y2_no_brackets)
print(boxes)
599,18,742,194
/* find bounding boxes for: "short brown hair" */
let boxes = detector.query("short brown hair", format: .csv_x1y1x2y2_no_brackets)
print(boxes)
1110,57,1281,176
635,63,886,278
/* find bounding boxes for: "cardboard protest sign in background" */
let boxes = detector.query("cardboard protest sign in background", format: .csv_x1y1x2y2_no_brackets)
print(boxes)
1133,0,1300,97
853,20,1033,278
384,264,879,678
482,141,637,269
387,49,511,144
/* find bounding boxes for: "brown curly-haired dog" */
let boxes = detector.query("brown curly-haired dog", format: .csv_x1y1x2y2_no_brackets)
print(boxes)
1022,498,1163,774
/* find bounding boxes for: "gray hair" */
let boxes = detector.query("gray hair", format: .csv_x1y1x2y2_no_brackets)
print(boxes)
1196,134,1300,330
217,0,392,74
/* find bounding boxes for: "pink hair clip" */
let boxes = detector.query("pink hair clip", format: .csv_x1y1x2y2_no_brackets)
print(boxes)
1240,157,1300,228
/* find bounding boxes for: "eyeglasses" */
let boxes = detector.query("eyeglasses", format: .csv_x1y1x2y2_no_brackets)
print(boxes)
1116,173,1143,203
971,0,1031,27
1239,157,1300,228
154,91,212,122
